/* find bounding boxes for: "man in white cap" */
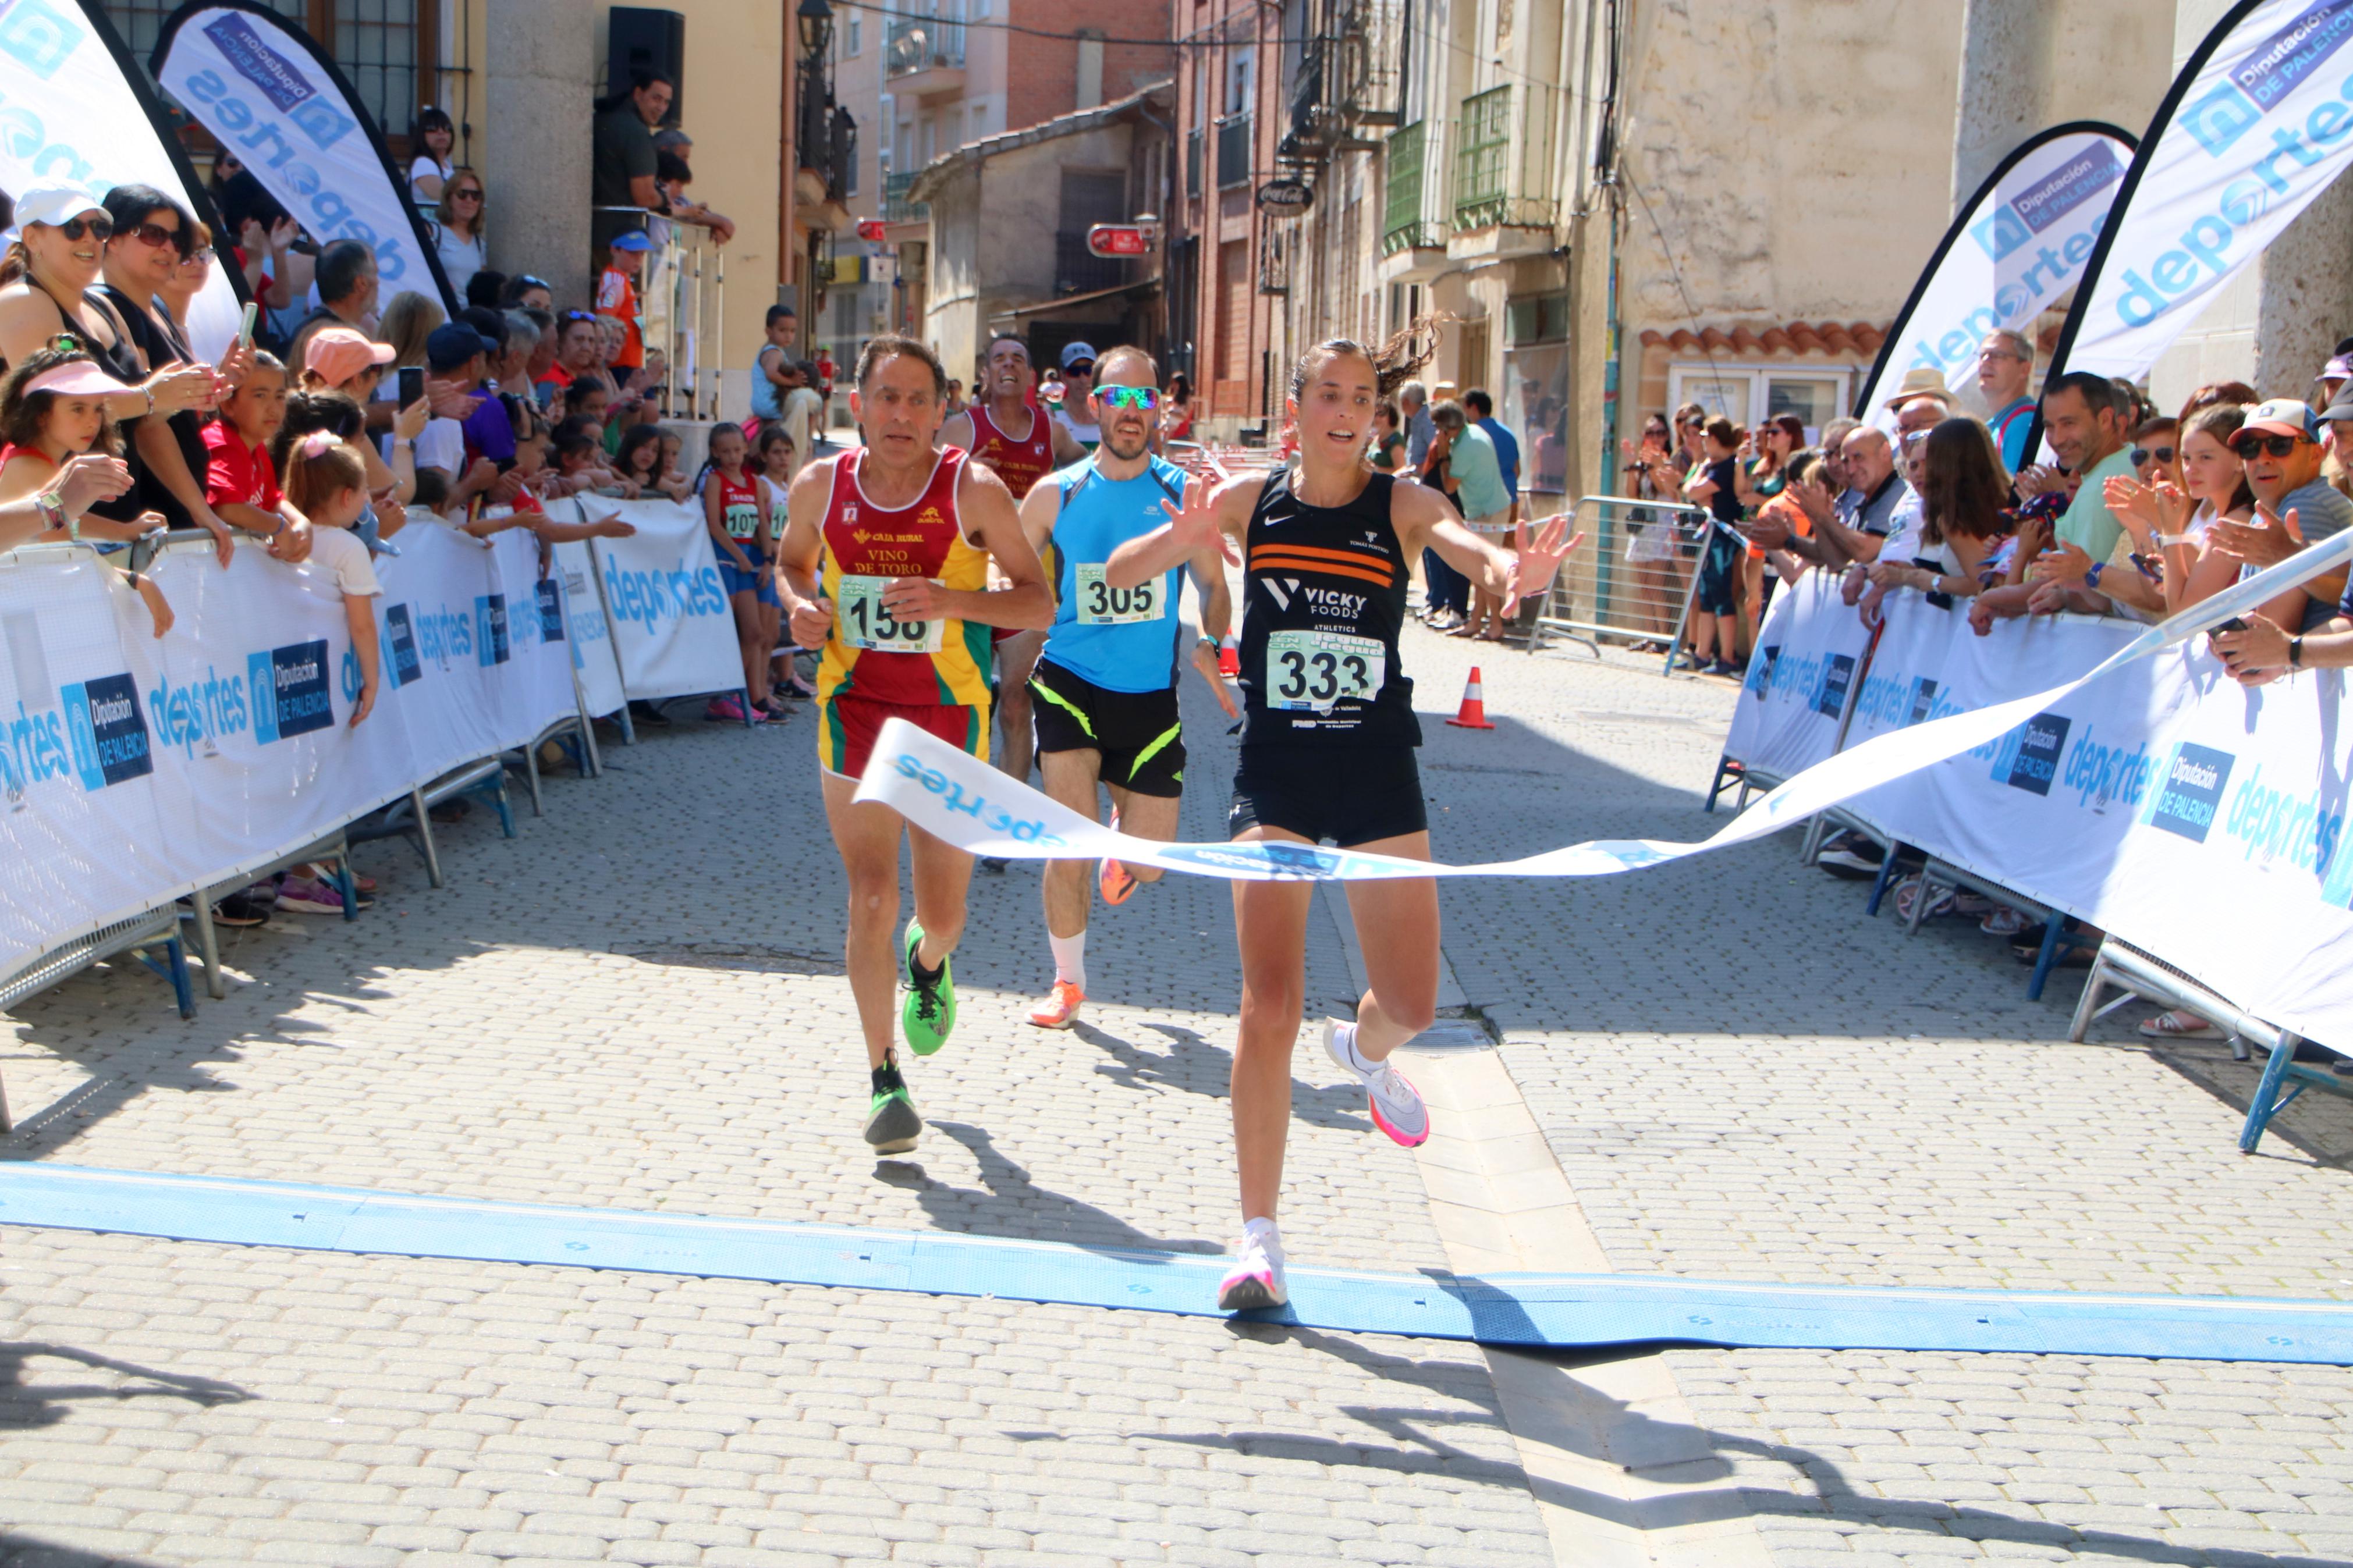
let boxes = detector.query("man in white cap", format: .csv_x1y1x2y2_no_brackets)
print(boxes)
1051,341,1101,454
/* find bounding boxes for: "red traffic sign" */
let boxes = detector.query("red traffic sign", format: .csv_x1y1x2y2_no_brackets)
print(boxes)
856,218,888,242
1086,223,1151,258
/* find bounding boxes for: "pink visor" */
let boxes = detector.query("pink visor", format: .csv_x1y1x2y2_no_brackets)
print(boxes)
21,362,122,399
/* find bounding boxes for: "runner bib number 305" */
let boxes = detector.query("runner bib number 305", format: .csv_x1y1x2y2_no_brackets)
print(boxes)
1266,630,1383,711
1074,564,1163,625
836,574,945,653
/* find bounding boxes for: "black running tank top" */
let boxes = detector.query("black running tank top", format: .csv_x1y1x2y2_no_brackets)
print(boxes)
1238,468,1419,747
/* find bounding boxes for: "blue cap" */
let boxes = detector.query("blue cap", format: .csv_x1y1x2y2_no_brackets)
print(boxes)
1060,340,1097,369
609,230,654,253
425,321,496,371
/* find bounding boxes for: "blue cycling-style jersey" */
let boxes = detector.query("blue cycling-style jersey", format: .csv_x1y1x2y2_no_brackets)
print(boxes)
1039,454,1190,694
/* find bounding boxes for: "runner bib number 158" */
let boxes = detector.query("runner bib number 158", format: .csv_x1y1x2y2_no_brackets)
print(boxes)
836,574,945,653
1266,630,1383,711
1074,564,1163,625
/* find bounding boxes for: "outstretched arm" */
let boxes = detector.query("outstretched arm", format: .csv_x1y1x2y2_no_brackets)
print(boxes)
1105,473,1250,589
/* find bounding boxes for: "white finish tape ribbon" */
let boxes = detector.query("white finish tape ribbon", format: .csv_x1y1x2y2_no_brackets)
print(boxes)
855,534,2353,881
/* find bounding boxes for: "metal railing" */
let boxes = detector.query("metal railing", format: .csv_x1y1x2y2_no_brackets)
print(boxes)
1216,113,1254,187
883,169,927,225
1381,120,1442,254
1453,83,1560,232
595,207,726,421
1525,495,1715,673
885,15,964,77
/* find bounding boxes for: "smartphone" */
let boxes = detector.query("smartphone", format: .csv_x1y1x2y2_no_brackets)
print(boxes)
2214,616,2248,634
398,365,425,407
236,301,257,347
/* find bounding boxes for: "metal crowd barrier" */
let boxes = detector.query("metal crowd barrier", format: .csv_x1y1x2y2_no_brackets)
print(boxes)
1527,495,1715,672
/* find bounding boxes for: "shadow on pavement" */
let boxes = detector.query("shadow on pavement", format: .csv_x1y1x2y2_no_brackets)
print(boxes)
1077,1019,1373,1133
0,1340,250,1430
875,1119,1221,1254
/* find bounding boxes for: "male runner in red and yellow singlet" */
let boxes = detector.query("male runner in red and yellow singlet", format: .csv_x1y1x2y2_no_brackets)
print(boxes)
775,336,1053,1154
939,333,1086,831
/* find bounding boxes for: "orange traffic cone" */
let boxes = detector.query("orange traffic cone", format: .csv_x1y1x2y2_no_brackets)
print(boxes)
1217,634,1240,678
1446,666,1496,730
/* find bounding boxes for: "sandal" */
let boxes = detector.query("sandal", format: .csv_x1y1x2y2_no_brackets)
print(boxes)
2138,1009,2221,1040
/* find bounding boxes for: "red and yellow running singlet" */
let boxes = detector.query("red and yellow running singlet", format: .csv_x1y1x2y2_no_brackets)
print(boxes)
815,446,993,710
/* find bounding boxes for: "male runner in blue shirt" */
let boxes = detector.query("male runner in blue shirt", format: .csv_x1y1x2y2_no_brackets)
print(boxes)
1016,345,1235,1028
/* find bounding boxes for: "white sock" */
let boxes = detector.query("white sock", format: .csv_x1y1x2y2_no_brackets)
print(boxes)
1050,931,1087,991
1333,1021,1372,1075
1242,1214,1282,1247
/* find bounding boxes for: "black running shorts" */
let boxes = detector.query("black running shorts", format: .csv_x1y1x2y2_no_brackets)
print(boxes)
1028,657,1186,798
1227,744,1428,847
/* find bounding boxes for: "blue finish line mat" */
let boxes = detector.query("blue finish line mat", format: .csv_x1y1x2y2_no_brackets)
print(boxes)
3,1162,2350,1364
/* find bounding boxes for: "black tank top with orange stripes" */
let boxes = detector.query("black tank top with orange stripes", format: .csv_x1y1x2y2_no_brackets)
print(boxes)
1238,469,1419,748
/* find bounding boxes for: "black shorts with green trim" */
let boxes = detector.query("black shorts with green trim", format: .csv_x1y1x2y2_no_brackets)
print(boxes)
1028,657,1186,798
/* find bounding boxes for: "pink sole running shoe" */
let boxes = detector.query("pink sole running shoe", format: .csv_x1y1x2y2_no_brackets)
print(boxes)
1216,1222,1289,1312
1322,1019,1430,1148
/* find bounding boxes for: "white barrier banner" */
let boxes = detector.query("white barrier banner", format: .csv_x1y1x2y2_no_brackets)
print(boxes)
0,1,243,359
550,537,626,720
857,532,2353,1044
2056,0,2353,381
0,550,189,966
1842,591,2353,1048
1858,124,2134,418
585,500,745,702
1723,570,1874,785
154,1,455,311
0,523,588,989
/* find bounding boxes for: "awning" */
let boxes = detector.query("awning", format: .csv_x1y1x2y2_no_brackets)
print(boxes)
988,276,1160,322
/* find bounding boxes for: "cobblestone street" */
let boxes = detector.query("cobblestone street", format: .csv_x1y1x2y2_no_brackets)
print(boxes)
3,618,2350,1566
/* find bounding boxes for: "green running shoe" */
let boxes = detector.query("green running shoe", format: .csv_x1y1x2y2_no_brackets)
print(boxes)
901,919,956,1055
864,1055,922,1153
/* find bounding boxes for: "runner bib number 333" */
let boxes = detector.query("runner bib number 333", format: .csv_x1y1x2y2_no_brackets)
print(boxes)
836,574,945,653
1266,630,1383,711
1074,564,1163,625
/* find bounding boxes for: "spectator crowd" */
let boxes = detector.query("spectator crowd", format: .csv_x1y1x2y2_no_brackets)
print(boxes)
1603,326,2353,1039
0,63,787,925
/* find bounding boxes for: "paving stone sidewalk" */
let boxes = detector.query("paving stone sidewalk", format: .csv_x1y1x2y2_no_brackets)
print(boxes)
3,605,2351,1565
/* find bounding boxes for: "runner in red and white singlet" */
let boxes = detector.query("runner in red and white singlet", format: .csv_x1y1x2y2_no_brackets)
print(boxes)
938,332,1088,840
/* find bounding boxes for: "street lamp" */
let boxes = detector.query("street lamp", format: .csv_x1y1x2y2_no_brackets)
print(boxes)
798,0,834,55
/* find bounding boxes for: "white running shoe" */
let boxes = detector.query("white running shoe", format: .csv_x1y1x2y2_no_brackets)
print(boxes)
1217,1218,1288,1311
1323,1019,1431,1147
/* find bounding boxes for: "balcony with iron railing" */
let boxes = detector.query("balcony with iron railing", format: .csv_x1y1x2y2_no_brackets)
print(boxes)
1380,120,1443,259
1332,0,1403,126
1451,84,1559,237
883,170,927,227
885,16,965,98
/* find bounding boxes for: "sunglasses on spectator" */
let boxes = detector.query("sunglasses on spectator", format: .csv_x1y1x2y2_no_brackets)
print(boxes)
2131,445,2175,465
49,216,112,241
121,221,181,250
450,187,483,201
560,310,598,325
1064,361,1095,375
2231,433,2307,457
1095,386,1158,410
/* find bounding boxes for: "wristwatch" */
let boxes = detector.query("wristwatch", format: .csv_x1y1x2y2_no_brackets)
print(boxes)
2289,633,2304,670
2084,561,2105,591
36,488,68,537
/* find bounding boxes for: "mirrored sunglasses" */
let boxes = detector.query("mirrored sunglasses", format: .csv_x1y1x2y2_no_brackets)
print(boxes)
1096,386,1158,410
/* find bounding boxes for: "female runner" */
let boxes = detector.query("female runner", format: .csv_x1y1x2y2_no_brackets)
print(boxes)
1106,329,1570,1310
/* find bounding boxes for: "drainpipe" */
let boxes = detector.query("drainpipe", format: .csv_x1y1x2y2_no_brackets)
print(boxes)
1135,97,1174,356
780,5,798,303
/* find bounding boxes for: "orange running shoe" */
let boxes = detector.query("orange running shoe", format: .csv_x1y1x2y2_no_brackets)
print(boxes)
1099,856,1138,905
1027,979,1085,1029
